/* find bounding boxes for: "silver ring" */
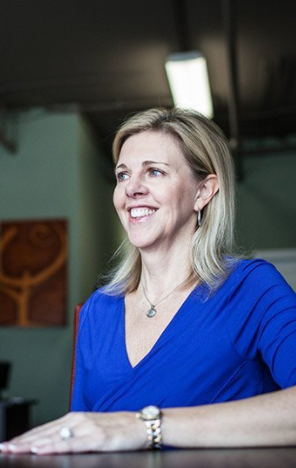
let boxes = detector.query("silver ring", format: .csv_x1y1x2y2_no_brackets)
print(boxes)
59,425,74,440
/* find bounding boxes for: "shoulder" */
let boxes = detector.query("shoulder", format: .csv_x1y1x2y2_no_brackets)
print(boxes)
78,288,124,331
215,257,296,312
222,257,296,318
227,257,293,291
87,287,123,306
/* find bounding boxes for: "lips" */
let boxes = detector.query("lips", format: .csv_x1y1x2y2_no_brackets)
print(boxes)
129,207,156,218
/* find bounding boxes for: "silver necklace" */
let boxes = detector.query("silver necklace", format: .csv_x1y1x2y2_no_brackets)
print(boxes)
142,280,186,318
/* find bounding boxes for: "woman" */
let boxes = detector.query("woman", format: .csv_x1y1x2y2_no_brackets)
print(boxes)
1,108,296,454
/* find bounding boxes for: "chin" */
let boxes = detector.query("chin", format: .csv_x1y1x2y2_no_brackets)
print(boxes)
129,240,152,249
128,235,156,250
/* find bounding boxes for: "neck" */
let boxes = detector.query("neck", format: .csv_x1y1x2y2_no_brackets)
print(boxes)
139,243,193,296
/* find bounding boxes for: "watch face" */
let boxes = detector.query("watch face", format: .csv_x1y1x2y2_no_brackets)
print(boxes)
142,405,160,420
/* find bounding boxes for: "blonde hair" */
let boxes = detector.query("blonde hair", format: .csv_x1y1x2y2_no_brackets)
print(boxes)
103,107,237,295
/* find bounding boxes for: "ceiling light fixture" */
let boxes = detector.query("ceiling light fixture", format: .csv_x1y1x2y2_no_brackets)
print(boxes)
165,51,214,118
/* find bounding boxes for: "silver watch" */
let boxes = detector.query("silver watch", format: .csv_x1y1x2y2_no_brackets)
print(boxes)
136,405,163,449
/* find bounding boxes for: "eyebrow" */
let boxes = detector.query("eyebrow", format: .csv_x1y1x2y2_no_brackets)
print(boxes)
115,160,170,171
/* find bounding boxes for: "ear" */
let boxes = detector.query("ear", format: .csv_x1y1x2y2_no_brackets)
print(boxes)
194,174,219,212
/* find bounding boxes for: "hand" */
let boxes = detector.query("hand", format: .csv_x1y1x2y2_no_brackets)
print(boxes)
0,411,148,454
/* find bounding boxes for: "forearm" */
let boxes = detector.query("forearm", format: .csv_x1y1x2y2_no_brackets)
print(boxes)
162,386,296,448
2,387,296,454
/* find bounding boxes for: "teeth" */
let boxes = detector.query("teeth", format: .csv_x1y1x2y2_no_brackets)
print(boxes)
130,208,156,218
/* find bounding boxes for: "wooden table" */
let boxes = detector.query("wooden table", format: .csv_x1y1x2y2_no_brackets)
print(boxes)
1,447,296,467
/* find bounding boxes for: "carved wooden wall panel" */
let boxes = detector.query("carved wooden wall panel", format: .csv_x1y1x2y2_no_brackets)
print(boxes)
0,219,68,327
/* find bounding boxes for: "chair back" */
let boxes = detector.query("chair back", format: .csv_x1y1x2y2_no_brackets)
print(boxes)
69,303,84,409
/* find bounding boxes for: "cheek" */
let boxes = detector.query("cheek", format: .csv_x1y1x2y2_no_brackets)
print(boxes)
166,187,197,219
113,186,122,212
165,185,194,206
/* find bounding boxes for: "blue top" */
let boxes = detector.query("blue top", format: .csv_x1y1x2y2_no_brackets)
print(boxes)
71,259,296,412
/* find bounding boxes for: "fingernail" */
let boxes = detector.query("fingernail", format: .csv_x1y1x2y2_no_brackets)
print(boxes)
0,443,10,453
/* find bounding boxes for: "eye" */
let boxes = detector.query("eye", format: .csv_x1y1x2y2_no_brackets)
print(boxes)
115,171,129,182
148,168,164,177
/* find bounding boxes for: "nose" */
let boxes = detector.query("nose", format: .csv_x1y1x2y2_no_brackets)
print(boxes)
125,175,148,198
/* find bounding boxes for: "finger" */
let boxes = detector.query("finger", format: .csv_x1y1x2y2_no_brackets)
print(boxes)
31,435,95,455
24,425,109,455
4,428,58,451
4,413,77,448
0,443,10,453
8,427,59,446
4,431,75,455
2,419,80,453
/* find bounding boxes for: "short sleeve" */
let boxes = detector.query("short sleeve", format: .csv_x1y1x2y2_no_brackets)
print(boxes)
257,278,296,388
227,260,296,389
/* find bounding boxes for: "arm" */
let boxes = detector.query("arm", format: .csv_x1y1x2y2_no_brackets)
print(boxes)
162,385,296,448
1,386,296,454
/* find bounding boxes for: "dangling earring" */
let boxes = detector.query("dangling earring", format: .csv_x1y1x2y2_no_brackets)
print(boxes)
197,208,202,227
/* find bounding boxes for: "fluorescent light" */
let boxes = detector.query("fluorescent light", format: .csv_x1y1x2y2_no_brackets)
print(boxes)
165,51,214,118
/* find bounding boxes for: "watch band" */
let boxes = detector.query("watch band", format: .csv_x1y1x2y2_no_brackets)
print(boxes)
136,405,163,449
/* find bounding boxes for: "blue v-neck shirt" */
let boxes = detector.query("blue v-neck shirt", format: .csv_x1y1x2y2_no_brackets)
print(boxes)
71,259,296,412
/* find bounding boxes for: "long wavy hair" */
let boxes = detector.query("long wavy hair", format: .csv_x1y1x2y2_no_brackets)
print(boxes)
103,107,238,295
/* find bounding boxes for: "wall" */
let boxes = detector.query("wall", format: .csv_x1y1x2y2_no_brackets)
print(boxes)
235,146,296,251
0,110,118,426
76,117,120,298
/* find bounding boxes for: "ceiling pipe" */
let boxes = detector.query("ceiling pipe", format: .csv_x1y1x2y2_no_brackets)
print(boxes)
168,1,214,118
222,0,243,179
171,0,190,52
172,0,243,176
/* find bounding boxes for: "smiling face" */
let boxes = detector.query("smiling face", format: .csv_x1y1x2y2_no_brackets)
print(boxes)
113,130,201,253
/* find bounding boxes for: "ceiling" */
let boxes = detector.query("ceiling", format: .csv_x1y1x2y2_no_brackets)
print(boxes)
1,0,296,159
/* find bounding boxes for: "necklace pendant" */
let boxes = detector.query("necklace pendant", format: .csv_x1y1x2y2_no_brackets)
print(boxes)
146,307,157,318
